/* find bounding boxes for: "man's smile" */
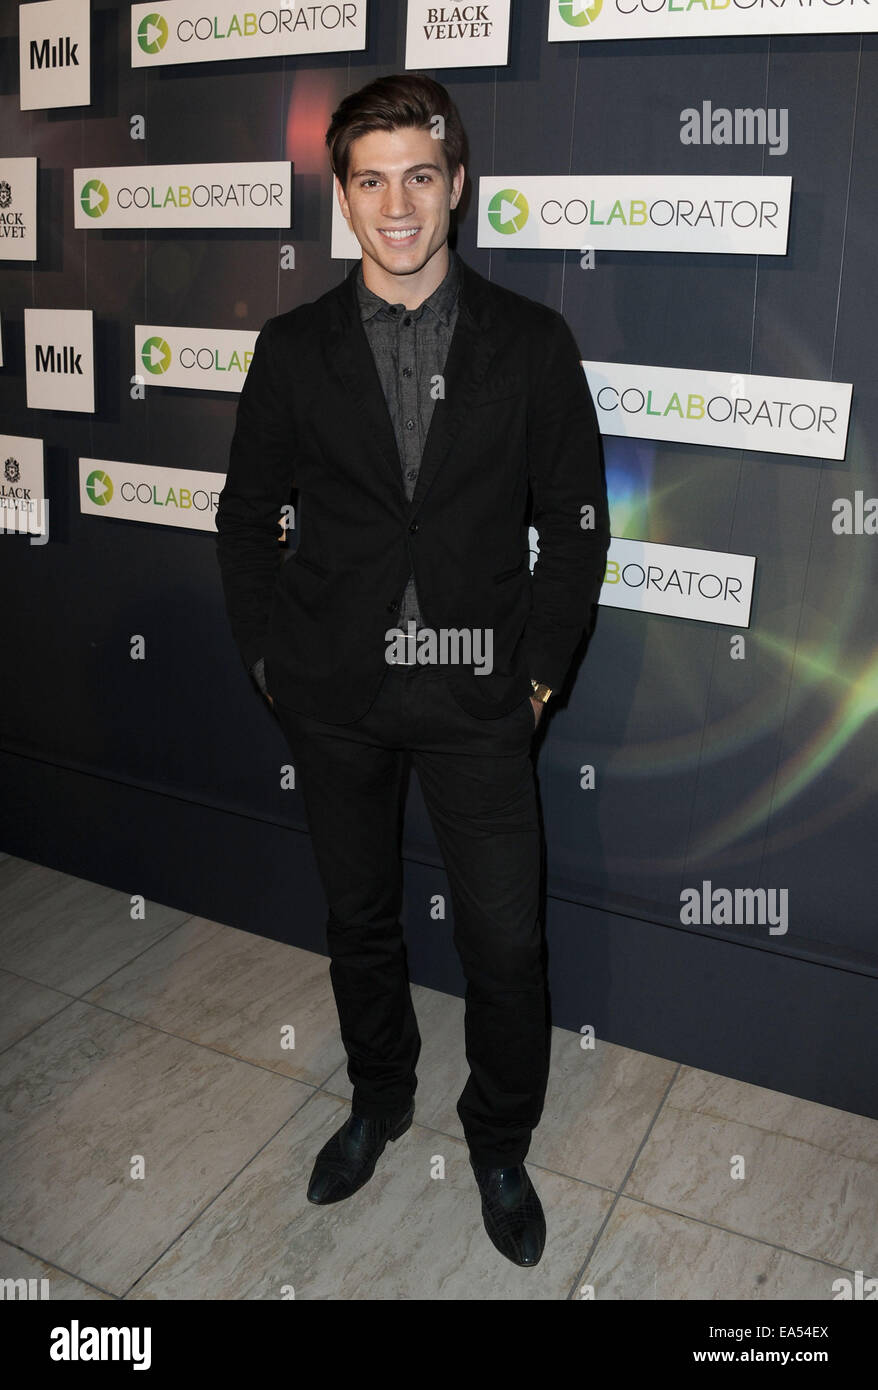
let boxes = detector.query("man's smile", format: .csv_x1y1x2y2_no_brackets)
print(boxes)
377,226,422,243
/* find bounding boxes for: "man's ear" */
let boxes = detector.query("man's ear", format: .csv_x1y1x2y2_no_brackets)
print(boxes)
334,174,350,222
451,163,465,211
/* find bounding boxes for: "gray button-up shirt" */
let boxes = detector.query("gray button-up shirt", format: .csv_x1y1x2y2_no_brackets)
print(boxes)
356,248,460,643
251,250,460,695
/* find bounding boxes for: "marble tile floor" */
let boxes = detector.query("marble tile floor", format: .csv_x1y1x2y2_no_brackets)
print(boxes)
0,854,875,1301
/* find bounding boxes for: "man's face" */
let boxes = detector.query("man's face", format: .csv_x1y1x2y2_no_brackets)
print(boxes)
336,124,464,280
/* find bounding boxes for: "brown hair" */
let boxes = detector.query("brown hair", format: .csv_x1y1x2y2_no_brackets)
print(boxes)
326,74,466,191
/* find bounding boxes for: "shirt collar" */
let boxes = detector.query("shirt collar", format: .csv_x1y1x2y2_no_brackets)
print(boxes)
356,247,460,326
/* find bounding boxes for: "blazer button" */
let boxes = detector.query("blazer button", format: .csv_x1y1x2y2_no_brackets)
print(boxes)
386,602,397,612
409,521,419,533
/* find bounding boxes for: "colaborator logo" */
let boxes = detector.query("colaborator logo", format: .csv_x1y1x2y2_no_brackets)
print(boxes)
559,0,603,25
79,457,224,530
141,337,172,374
74,161,291,229
479,174,791,254
137,13,168,52
86,469,113,506
487,188,529,234
80,179,109,218
548,0,878,42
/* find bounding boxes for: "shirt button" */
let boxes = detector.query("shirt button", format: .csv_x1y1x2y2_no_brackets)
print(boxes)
402,367,412,377
409,521,419,534
405,419,414,430
403,316,411,326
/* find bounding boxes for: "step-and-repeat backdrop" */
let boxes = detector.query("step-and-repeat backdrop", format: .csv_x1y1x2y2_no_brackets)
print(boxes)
2,0,876,978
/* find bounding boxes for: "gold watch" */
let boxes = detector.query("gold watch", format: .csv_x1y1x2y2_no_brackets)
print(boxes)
530,680,553,704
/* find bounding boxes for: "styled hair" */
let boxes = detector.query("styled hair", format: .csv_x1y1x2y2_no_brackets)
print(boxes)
326,73,466,191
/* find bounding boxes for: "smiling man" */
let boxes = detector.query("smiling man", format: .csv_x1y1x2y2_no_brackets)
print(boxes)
340,122,459,305
215,73,610,1269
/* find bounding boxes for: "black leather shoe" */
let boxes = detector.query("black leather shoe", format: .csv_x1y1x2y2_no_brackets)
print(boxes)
471,1162,546,1266
306,1101,414,1204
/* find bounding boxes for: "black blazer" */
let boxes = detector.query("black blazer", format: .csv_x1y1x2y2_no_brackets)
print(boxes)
215,254,610,723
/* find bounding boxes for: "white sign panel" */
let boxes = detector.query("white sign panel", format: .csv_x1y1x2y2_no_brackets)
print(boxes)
530,527,756,627
20,0,90,110
25,308,94,412
478,175,791,254
584,362,853,461
73,162,292,229
0,156,38,261
79,457,225,532
131,0,367,66
599,537,756,626
0,434,47,537
405,0,510,68
331,188,362,258
547,0,878,43
135,324,258,392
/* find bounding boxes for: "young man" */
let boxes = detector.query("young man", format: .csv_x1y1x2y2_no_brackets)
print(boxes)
215,74,609,1268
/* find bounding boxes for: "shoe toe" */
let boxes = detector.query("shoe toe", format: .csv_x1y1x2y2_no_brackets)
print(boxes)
307,1164,359,1204
515,1216,546,1266
307,1172,340,1204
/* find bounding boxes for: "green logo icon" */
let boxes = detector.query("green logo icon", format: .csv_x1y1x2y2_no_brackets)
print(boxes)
487,188,529,236
86,469,113,506
558,0,603,25
80,178,109,219
141,336,172,375
137,13,168,53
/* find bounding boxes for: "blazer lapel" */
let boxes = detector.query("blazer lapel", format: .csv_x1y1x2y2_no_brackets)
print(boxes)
326,264,406,502
410,261,503,517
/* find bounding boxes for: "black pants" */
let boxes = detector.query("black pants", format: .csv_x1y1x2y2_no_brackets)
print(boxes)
274,661,549,1168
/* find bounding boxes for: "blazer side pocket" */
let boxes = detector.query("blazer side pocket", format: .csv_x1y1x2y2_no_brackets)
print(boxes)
293,553,330,579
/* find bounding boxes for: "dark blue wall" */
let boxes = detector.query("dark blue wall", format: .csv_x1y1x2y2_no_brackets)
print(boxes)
2,2,875,1117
